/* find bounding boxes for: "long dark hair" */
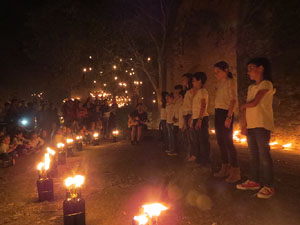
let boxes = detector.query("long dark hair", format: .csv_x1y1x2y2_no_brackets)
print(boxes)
161,91,168,108
214,61,233,78
247,57,273,83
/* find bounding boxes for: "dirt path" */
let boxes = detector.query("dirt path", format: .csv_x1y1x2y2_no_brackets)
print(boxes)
1,138,300,225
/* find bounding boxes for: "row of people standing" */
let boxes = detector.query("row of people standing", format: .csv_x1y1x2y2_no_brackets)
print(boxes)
161,58,275,199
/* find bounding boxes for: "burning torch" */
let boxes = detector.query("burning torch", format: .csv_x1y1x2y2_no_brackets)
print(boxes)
36,153,54,201
63,175,86,225
57,142,66,165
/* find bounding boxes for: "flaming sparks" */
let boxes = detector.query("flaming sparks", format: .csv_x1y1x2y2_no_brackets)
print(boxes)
142,203,168,218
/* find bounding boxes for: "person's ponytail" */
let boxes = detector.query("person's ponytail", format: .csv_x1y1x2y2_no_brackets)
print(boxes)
214,61,233,79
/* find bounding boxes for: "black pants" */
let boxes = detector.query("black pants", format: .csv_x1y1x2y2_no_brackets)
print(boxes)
191,117,210,163
215,109,238,167
160,120,168,149
183,114,192,158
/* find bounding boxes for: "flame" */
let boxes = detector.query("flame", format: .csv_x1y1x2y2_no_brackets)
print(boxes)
47,147,56,155
112,130,119,135
240,138,247,143
76,136,83,140
37,162,44,171
73,175,85,188
64,175,85,188
269,141,278,146
57,143,65,148
93,132,99,138
282,143,292,148
66,138,74,144
44,153,50,171
65,177,73,187
142,203,168,218
133,215,149,225
210,129,216,134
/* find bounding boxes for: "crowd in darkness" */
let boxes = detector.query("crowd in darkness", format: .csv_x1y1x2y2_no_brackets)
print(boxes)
0,96,119,164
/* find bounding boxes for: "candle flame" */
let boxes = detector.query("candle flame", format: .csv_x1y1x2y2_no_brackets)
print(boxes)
66,138,74,144
57,143,65,148
142,203,168,218
47,147,56,155
133,215,149,225
269,141,278,146
282,143,292,148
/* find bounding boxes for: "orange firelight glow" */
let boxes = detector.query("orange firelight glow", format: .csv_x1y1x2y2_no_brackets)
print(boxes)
142,203,168,218
133,214,149,225
47,147,56,155
57,143,65,148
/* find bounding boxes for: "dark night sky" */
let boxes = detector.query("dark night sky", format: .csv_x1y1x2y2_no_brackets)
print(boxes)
0,1,42,79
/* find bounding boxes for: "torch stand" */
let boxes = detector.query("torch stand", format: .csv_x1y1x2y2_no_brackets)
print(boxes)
76,142,83,151
63,198,85,225
37,178,54,201
58,151,67,165
67,146,74,157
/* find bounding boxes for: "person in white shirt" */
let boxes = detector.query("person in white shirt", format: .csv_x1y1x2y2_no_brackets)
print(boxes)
236,57,275,199
181,73,194,159
165,93,175,154
189,72,210,165
159,91,168,150
213,61,240,183
172,85,184,156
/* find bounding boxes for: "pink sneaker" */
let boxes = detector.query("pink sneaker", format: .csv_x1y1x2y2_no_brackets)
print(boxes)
256,186,275,199
236,180,261,190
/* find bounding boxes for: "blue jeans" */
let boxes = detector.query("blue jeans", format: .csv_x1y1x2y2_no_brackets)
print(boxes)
247,128,273,187
191,117,210,163
167,123,175,151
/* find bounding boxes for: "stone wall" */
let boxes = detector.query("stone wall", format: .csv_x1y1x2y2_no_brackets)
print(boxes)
167,0,238,115
168,0,300,147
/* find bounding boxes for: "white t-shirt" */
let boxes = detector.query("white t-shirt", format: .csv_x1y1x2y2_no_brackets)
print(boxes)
174,98,183,126
166,103,175,124
246,80,275,131
192,88,209,119
215,78,237,110
182,90,193,115
160,107,167,120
